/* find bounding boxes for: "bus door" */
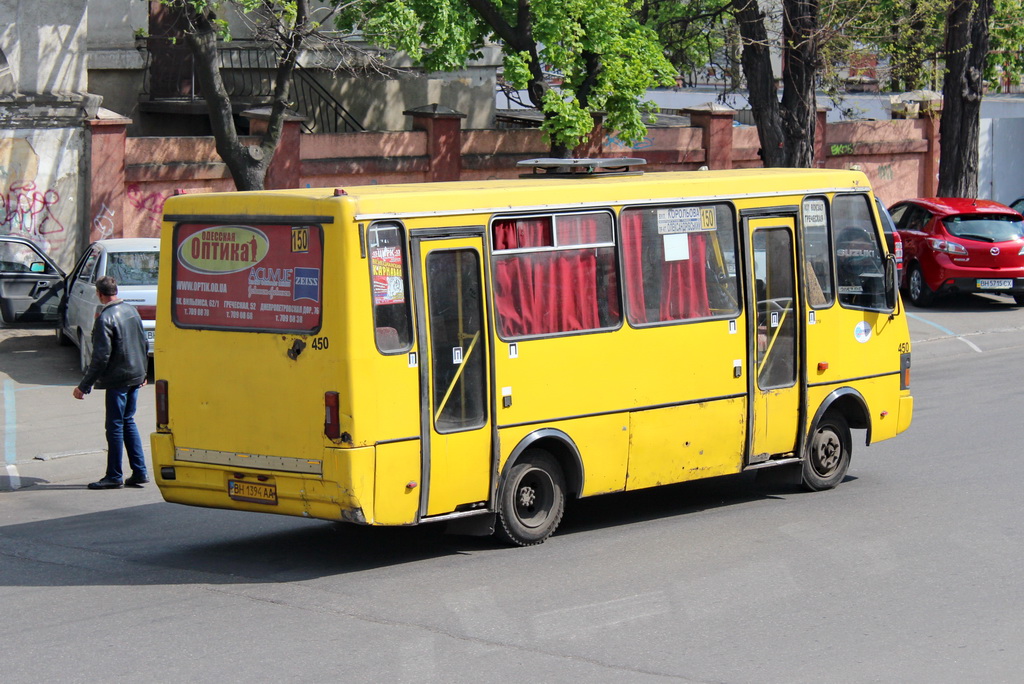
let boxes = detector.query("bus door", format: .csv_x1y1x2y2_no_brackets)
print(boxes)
747,214,801,462
411,231,493,518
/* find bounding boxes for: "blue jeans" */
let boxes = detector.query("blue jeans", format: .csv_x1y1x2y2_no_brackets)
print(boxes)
104,386,146,482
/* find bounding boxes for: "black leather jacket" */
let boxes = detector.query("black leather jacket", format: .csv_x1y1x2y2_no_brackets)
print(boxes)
78,300,149,392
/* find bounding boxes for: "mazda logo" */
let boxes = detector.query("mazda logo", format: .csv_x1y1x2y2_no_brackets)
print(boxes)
991,247,1001,256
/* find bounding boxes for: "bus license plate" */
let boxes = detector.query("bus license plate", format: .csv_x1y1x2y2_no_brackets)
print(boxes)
977,279,1012,289
228,480,277,505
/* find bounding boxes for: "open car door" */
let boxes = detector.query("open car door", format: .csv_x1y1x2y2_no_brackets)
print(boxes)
0,236,65,325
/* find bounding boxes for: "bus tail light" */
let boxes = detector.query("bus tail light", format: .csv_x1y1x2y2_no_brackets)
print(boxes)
156,379,169,428
324,391,340,440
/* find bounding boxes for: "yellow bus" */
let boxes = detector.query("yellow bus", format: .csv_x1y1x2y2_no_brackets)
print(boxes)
151,160,913,545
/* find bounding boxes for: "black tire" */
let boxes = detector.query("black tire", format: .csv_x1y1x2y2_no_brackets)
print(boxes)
802,413,852,492
1013,293,1024,306
907,264,934,307
495,450,565,546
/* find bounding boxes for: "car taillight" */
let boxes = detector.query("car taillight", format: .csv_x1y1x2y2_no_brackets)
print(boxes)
135,305,156,320
156,379,169,428
324,391,340,440
926,237,968,255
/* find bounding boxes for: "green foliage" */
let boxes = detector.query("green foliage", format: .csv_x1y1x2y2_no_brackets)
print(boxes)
638,0,732,84
988,0,1024,89
339,0,677,151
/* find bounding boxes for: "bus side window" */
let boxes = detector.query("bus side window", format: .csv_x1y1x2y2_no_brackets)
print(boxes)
801,196,835,308
833,194,887,311
620,203,739,325
492,212,620,338
368,222,413,352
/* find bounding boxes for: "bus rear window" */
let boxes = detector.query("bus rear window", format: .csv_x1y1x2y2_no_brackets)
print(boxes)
172,222,324,332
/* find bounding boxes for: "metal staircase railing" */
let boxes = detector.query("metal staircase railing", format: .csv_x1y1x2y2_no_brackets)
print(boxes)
141,40,364,133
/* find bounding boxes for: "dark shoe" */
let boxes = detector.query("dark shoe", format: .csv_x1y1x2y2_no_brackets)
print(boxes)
88,478,123,490
125,474,150,488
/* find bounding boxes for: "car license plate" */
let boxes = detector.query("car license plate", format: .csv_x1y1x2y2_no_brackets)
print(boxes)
977,279,1013,289
227,479,277,505
146,330,155,341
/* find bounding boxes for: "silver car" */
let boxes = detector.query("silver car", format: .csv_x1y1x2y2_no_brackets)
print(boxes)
59,238,160,371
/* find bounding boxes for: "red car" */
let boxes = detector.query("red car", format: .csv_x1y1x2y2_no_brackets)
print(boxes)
888,197,1024,306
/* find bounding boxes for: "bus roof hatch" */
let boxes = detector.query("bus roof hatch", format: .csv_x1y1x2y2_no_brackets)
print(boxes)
517,157,646,178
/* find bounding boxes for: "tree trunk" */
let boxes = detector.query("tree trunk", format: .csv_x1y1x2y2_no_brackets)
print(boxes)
733,0,785,166
938,0,994,197
184,3,305,192
779,0,819,168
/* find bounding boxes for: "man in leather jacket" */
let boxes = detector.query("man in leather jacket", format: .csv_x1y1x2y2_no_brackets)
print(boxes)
73,276,150,489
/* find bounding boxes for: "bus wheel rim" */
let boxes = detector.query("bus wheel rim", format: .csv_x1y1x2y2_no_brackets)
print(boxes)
515,468,554,529
811,427,842,476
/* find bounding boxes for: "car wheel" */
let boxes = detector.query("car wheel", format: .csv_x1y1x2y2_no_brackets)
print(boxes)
1013,294,1024,306
78,332,90,373
802,413,852,492
907,264,934,307
495,449,566,546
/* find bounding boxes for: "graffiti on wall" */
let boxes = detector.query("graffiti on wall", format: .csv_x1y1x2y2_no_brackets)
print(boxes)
0,132,81,268
126,184,168,236
0,181,64,237
603,133,654,151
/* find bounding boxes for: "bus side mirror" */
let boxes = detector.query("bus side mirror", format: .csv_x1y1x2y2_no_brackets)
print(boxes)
884,255,899,311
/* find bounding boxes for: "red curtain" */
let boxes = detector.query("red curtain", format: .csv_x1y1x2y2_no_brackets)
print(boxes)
493,216,602,336
622,210,711,324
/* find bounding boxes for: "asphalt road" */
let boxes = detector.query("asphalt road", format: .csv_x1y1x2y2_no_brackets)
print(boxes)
2,294,1024,683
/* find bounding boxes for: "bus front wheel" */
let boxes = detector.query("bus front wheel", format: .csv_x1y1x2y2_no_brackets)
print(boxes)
802,413,852,491
495,450,565,546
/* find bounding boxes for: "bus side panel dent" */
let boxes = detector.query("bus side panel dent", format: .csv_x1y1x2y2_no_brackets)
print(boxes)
324,446,374,523
626,398,746,490
373,440,421,525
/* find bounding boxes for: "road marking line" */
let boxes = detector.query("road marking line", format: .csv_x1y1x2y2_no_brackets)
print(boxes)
3,378,15,464
2,379,21,490
906,312,983,353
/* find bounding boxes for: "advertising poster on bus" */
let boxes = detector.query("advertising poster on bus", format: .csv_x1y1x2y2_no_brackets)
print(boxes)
172,223,323,332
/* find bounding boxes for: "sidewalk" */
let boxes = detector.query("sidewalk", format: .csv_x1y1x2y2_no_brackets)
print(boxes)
1,326,155,491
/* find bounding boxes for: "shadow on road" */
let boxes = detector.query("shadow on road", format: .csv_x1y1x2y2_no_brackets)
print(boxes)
0,469,850,585
0,329,80,387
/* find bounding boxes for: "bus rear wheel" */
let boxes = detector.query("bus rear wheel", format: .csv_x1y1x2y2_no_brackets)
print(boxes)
495,450,565,546
802,413,852,491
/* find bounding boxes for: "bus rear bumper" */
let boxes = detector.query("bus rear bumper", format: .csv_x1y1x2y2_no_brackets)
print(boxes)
150,432,375,523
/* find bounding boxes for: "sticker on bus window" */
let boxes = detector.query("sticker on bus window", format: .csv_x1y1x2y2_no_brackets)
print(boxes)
371,245,405,305
656,206,716,234
173,223,323,332
803,199,827,230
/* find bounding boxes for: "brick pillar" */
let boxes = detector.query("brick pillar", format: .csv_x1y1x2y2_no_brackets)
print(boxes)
684,104,735,169
243,108,306,189
87,113,132,241
922,108,941,197
404,104,466,182
815,107,829,167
